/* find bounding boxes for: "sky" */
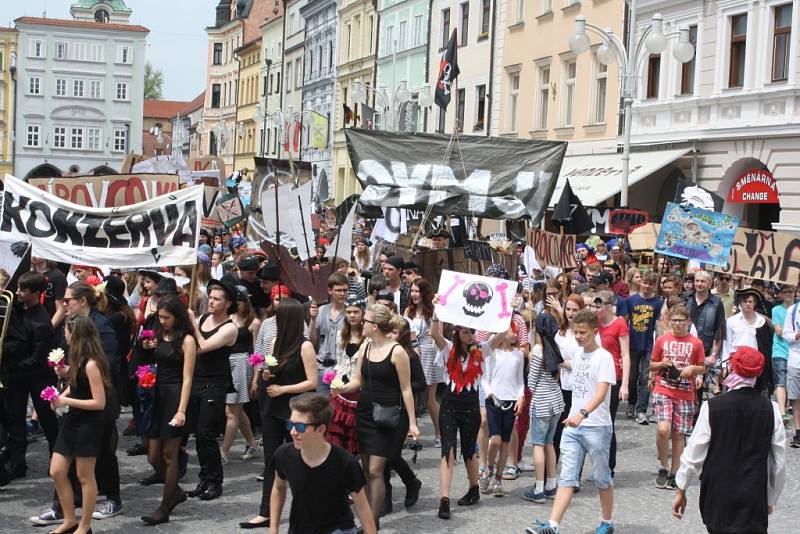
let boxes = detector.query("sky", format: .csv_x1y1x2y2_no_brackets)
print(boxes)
0,0,218,102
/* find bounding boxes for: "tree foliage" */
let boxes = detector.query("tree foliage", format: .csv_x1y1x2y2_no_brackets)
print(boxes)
144,62,164,100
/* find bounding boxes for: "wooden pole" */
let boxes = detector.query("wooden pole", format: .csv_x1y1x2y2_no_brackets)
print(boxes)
188,263,199,312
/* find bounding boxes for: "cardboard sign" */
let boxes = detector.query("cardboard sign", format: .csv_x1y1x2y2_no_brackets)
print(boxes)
628,223,661,251
188,156,226,176
434,270,519,333
711,227,800,284
463,240,493,261
526,229,578,269
608,209,649,235
728,169,779,204
655,203,739,266
28,174,180,209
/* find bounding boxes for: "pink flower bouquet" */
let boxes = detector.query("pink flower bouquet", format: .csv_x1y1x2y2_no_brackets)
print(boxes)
248,353,265,367
40,386,59,402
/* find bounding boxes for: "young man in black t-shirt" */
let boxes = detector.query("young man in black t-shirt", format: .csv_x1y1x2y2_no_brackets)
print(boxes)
269,393,375,534
31,256,67,328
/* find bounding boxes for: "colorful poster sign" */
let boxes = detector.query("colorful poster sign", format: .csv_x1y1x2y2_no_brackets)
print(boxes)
711,227,800,284
654,203,739,266
607,209,649,235
435,269,519,333
727,169,779,204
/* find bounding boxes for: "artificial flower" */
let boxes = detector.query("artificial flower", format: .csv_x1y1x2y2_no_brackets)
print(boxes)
139,371,156,389
40,386,59,402
248,353,265,366
47,348,66,368
264,355,278,368
140,329,156,340
322,370,337,385
330,375,344,390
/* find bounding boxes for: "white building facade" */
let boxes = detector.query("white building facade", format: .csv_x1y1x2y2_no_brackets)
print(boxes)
13,3,147,178
630,0,800,231
282,0,308,162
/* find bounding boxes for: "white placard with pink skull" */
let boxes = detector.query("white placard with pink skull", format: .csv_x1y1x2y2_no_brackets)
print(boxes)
434,269,519,333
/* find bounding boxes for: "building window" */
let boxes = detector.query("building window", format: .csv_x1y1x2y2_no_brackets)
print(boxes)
70,127,84,149
475,84,486,130
87,128,101,150
55,78,67,97
90,80,103,99
286,62,292,93
117,45,131,64
73,80,85,98
729,13,747,88
28,76,41,95
211,83,221,108
441,8,451,49
368,15,375,53
773,4,792,82
481,0,491,35
508,72,520,132
90,43,103,62
384,25,394,56
540,0,553,14
295,58,302,88
276,72,281,94
646,54,660,98
680,25,698,95
514,0,524,22
55,41,67,59
456,87,466,130
113,129,127,152
399,20,407,51
594,56,607,123
213,43,222,65
26,124,41,147
537,65,550,130
53,127,66,148
29,39,44,58
72,42,87,61
460,3,469,46
413,14,424,47
115,82,129,100
562,60,576,127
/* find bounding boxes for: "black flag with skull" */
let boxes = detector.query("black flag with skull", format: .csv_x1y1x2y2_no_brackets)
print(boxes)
434,28,461,110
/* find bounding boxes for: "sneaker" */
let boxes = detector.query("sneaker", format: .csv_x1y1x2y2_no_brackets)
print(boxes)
596,521,615,534
456,485,480,506
791,435,800,448
437,497,451,519
492,480,506,497
666,474,677,490
502,465,519,480
479,473,492,494
29,506,63,526
635,413,649,425
434,436,442,448
221,454,229,466
92,500,123,519
625,406,635,418
544,487,557,499
522,487,546,503
526,519,560,534
518,461,535,472
241,446,258,461
655,467,669,489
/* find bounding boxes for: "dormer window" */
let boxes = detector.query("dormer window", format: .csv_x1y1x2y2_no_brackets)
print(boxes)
95,9,110,23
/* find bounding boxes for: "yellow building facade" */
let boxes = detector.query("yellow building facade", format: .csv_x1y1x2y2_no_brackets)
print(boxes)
234,37,262,179
0,28,18,176
498,0,623,155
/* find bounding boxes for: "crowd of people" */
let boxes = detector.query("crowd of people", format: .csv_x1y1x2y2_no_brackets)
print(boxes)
0,226,790,534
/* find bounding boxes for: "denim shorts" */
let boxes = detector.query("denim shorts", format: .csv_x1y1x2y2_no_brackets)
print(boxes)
773,358,788,387
486,398,516,442
558,425,614,489
530,413,560,446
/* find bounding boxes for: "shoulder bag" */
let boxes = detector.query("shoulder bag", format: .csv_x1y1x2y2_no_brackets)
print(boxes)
367,341,402,429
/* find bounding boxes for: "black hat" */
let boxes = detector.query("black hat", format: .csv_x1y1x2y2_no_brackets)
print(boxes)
207,278,237,303
103,276,127,307
734,287,765,304
376,290,395,303
237,256,260,272
257,263,280,282
138,269,163,283
592,271,614,287
428,227,451,239
235,284,250,302
402,261,419,272
385,255,404,270
151,277,178,295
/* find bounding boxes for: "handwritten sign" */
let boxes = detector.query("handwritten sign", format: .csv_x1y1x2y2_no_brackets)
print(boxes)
28,174,179,209
711,227,800,284
463,240,493,261
527,229,578,269
608,209,649,235
654,203,739,266
435,270,519,333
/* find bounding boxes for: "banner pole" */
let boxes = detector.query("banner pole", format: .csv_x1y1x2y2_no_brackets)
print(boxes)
297,195,316,285
188,262,199,312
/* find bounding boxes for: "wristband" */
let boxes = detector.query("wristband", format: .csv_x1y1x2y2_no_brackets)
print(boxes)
579,408,590,418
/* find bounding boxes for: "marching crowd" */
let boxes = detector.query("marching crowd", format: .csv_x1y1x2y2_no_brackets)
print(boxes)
0,227,790,534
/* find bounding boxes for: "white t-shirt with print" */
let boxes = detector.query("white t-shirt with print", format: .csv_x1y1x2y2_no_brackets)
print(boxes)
569,347,616,427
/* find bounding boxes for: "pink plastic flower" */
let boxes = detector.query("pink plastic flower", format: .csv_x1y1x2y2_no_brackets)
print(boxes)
140,329,156,340
322,370,337,385
139,371,156,389
248,353,265,366
40,386,59,402
136,365,152,379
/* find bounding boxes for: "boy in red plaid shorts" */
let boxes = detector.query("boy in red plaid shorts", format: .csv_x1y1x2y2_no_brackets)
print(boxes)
649,305,706,490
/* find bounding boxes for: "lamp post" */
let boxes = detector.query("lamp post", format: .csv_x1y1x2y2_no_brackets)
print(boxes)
351,79,434,132
569,9,695,207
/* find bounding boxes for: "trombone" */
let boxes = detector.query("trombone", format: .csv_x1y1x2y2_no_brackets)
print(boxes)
0,289,13,389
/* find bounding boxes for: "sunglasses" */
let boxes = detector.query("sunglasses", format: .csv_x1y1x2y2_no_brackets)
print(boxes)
363,318,375,324
285,420,321,433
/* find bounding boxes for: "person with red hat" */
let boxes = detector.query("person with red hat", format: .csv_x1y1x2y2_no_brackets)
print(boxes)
672,346,786,534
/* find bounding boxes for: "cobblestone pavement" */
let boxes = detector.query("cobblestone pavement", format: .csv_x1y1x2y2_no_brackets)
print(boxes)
2,410,799,533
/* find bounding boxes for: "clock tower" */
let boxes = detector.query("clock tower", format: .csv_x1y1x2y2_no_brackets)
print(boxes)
70,0,133,24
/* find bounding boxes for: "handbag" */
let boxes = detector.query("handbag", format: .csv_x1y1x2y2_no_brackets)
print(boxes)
366,341,401,429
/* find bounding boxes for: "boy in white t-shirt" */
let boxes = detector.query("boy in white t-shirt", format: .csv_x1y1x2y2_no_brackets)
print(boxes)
527,309,617,534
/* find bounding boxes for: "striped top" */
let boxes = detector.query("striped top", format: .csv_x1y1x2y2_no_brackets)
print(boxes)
527,345,565,418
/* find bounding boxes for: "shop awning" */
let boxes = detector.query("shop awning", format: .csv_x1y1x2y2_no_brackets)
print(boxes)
549,148,690,207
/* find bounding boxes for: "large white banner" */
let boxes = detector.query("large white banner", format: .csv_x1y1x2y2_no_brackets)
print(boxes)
434,269,519,333
1,174,203,268
259,180,316,261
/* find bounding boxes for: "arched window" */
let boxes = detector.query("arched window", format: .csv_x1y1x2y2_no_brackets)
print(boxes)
94,9,110,23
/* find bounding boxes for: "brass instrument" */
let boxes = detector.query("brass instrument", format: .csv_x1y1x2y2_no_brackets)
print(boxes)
0,289,13,388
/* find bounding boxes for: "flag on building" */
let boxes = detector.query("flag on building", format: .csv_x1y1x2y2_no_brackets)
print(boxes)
284,120,302,152
309,111,329,149
552,179,593,235
435,29,461,110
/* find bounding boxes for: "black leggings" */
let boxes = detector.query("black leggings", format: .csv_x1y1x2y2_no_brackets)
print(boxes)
259,414,291,517
609,380,621,474
439,394,480,461
554,389,572,460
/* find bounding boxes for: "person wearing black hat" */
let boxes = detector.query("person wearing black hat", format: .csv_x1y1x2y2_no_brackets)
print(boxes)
592,272,628,320
185,279,238,501
100,276,136,412
236,256,270,318
401,262,421,286
428,228,451,250
382,255,411,313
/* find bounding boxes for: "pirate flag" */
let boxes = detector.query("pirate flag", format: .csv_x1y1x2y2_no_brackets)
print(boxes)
434,29,460,110
552,179,593,235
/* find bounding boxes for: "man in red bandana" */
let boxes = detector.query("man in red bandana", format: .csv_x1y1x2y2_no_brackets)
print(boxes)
672,346,786,534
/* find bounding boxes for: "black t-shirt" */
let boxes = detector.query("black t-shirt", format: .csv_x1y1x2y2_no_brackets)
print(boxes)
42,268,67,318
271,443,366,534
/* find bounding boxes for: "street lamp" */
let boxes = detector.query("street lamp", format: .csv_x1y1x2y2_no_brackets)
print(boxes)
352,78,433,131
569,11,694,207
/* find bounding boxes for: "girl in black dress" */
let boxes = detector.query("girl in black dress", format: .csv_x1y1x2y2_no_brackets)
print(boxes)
141,295,197,525
332,304,421,524
49,315,112,534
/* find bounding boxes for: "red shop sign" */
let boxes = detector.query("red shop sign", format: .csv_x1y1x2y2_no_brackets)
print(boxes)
728,169,779,204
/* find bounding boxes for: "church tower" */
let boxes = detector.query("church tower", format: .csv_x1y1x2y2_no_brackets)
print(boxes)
70,0,133,24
